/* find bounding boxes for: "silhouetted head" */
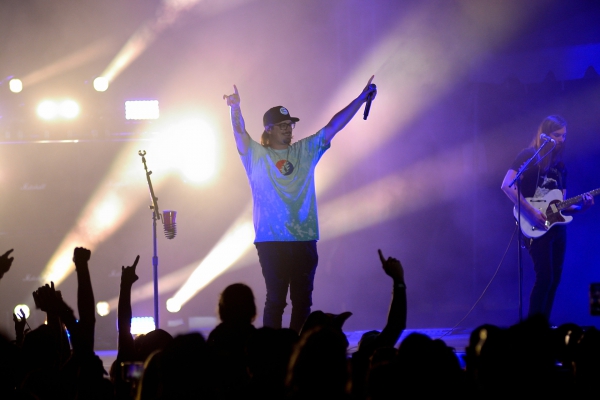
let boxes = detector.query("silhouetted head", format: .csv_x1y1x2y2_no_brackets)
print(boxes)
21,324,59,368
465,324,503,363
551,322,583,366
246,327,298,396
137,332,210,399
299,310,352,343
134,328,174,362
357,329,381,356
218,283,257,324
286,325,350,398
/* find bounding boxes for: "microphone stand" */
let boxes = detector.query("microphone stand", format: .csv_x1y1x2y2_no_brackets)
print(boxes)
138,150,162,330
509,140,552,321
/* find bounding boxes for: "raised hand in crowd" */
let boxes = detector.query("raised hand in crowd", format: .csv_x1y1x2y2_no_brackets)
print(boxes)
373,249,407,346
0,249,14,280
12,308,29,347
111,255,140,399
72,246,96,354
32,281,73,363
379,249,405,286
350,249,408,400
121,255,140,286
112,255,174,399
116,255,140,362
32,282,59,313
66,247,115,399
32,281,74,324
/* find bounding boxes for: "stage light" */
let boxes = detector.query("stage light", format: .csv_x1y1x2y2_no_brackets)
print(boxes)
130,317,155,334
36,99,80,120
58,100,80,119
166,298,181,313
93,76,109,92
13,304,31,319
150,117,218,184
9,79,22,93
37,100,59,120
96,301,110,317
125,100,159,120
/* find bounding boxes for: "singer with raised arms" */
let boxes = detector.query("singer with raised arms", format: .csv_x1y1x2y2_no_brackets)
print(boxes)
501,115,595,322
223,76,377,332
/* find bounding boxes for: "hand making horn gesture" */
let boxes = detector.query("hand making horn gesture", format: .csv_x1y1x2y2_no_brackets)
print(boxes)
223,85,241,107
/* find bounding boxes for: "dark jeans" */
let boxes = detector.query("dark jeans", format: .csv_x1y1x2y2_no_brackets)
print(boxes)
255,241,318,333
527,225,567,321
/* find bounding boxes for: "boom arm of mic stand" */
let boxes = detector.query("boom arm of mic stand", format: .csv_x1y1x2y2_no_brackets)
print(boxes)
139,150,162,223
509,141,551,188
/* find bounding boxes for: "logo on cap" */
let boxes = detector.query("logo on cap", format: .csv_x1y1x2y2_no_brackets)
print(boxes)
280,107,289,115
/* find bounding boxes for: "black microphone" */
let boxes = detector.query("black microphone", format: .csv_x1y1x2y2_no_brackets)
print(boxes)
162,210,177,239
540,133,555,143
363,84,376,120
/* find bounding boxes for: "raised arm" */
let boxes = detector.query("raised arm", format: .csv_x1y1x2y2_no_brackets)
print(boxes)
13,308,29,347
117,255,140,362
322,75,377,145
374,249,406,348
73,247,95,354
223,85,251,155
0,249,14,280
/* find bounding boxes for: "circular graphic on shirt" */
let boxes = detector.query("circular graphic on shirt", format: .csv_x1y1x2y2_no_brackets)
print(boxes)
276,159,294,175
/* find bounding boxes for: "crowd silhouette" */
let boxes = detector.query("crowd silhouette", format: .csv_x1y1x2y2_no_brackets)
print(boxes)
1,246,600,399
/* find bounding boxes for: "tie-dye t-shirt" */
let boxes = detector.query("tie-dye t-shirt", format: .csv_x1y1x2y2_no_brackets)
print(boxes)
240,129,330,242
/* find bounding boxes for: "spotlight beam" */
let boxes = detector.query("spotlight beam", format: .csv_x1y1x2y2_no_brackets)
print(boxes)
319,141,485,237
41,142,161,286
167,212,255,310
100,0,201,83
104,206,255,310
20,39,115,87
314,0,534,195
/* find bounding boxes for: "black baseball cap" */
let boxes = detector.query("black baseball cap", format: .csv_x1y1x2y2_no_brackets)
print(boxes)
263,106,300,126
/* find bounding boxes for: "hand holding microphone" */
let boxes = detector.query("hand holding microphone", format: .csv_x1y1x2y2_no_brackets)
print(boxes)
363,75,377,120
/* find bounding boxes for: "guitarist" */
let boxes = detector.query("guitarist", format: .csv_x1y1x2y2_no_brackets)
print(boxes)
501,115,594,321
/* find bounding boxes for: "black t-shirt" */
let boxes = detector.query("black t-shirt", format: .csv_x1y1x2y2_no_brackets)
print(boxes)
510,147,567,198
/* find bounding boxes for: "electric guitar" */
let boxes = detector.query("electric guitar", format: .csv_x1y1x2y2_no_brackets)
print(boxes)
514,188,600,239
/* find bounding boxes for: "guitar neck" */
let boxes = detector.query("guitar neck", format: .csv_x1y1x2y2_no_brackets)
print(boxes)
558,188,600,210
